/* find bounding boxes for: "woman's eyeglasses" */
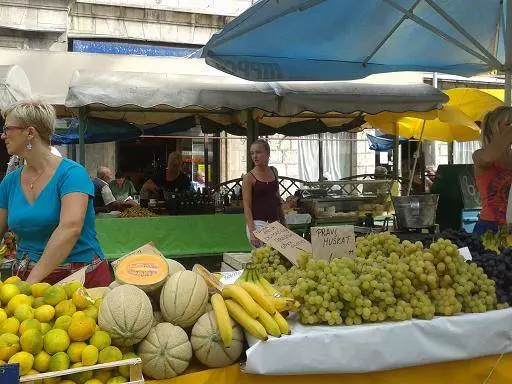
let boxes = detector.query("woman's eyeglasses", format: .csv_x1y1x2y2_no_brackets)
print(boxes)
2,125,25,134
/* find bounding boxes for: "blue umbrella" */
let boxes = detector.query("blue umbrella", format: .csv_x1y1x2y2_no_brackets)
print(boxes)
203,0,512,104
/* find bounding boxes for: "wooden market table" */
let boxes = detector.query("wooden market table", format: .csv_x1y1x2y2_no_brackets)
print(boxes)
147,354,512,384
95,214,251,260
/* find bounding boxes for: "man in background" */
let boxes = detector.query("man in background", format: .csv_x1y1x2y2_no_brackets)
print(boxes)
93,166,137,213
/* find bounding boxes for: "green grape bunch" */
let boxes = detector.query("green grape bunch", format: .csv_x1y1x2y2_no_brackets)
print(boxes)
251,246,292,283
274,233,499,326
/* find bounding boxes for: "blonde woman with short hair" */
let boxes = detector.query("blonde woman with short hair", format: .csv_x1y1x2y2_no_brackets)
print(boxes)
472,106,512,235
0,100,111,286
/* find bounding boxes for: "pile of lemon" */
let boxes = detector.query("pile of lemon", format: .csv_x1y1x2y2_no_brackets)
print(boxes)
0,276,136,384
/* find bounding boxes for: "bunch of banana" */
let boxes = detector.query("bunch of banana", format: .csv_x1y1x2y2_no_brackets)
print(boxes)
237,267,300,313
210,282,291,344
482,230,501,253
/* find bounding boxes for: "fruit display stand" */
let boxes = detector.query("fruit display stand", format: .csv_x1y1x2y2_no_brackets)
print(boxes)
144,355,512,384
242,310,512,375
19,358,144,384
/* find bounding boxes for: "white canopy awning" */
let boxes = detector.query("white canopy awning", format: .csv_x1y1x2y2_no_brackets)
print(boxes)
65,69,448,122
0,65,32,110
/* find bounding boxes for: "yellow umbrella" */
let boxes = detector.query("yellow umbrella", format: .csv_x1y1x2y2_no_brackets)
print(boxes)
366,88,502,142
366,105,481,142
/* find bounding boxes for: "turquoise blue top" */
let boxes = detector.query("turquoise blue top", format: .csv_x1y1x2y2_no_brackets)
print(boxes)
0,158,104,263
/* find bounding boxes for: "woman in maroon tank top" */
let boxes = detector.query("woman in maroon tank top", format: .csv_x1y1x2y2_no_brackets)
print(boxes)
242,139,286,247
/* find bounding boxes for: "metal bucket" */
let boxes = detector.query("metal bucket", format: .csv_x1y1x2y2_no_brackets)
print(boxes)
392,194,439,229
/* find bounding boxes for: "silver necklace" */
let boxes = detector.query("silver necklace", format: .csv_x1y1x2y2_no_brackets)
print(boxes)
28,170,44,190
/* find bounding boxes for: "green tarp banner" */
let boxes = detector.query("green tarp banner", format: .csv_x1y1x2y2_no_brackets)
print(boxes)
95,214,251,260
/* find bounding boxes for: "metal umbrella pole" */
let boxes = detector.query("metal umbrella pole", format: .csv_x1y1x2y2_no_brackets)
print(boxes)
406,119,426,196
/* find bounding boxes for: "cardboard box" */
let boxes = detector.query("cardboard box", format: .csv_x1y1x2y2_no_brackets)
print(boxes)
222,252,252,270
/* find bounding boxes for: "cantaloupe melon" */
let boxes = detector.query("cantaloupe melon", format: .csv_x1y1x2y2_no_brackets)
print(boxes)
137,323,192,379
159,271,208,328
191,311,244,368
166,258,186,276
98,285,152,347
114,254,169,292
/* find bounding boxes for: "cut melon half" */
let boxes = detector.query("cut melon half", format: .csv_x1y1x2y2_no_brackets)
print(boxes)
114,253,169,292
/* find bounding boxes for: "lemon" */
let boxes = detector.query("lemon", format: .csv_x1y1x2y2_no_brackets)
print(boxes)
7,294,32,315
34,305,55,323
14,304,34,322
31,283,51,298
48,351,70,372
118,352,137,379
53,315,72,331
64,282,83,300
1,317,20,334
20,329,44,354
107,377,127,384
83,306,98,322
0,284,21,305
67,342,87,363
81,345,99,366
26,368,40,377
40,323,52,335
95,369,113,382
0,308,7,324
15,281,32,296
72,288,93,310
19,319,41,334
32,297,46,309
44,286,67,306
4,276,21,285
0,333,20,360
8,351,34,375
34,350,52,373
89,331,111,351
98,346,122,364
84,380,103,384
44,329,70,354
69,362,93,384
68,316,96,342
72,311,86,320
61,381,78,384
55,300,77,318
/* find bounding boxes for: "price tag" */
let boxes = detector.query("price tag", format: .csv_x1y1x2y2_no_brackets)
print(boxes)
253,222,312,265
311,225,356,261
219,270,243,285
458,247,472,261
0,363,19,384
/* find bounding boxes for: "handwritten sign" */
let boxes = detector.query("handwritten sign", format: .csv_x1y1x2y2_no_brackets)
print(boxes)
310,225,356,262
253,222,312,265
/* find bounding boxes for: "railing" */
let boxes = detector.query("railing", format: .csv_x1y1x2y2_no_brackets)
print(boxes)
212,176,307,199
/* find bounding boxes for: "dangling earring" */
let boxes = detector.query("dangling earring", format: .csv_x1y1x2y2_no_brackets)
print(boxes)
26,140,32,150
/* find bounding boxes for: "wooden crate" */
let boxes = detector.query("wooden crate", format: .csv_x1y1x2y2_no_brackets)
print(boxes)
19,358,143,384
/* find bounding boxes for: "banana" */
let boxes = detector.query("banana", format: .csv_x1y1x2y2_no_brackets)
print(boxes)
225,299,268,341
271,296,298,312
222,284,260,318
257,276,280,296
273,311,291,335
210,293,232,348
255,304,281,337
238,281,277,315
193,264,224,293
